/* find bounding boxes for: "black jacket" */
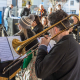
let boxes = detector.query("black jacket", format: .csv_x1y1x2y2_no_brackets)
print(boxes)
32,23,43,34
44,26,49,35
20,7,31,17
14,29,38,51
35,35,80,80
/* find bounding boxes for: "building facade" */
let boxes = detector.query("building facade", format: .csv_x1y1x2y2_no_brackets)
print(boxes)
63,0,79,15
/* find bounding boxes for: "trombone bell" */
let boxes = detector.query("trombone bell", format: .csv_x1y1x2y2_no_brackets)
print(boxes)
12,39,26,55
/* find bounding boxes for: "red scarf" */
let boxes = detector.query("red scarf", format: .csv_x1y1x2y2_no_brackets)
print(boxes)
38,9,45,19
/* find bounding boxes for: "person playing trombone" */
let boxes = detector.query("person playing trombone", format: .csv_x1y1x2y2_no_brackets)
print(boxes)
35,10,80,80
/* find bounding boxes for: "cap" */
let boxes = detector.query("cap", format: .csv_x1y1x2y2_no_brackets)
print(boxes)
26,1,31,5
16,14,35,29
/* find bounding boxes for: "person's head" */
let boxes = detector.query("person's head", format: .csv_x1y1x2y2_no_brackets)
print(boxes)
26,1,31,9
17,14,35,37
48,10,70,42
48,7,52,14
72,16,78,24
41,16,48,26
56,4,61,10
10,4,13,9
31,15,41,27
39,4,44,10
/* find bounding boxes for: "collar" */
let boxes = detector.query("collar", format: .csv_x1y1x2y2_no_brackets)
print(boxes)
49,34,73,53
57,34,73,44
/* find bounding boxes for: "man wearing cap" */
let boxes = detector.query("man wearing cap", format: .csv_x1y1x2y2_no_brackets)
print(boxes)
20,1,31,17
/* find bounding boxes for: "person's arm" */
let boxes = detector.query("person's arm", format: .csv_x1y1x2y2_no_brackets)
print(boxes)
35,46,66,78
20,8,25,17
35,37,68,79
9,10,11,17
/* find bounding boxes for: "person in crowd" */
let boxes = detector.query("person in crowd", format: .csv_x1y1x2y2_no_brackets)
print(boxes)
41,16,48,28
41,16,49,35
54,4,62,11
36,4,47,19
72,16,78,35
15,14,38,51
35,10,80,80
48,7,52,15
70,16,80,40
56,4,62,10
15,14,38,69
69,16,79,34
4,4,13,31
31,15,43,34
20,1,31,17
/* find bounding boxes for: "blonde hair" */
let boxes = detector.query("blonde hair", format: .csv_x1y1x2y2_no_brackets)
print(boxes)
21,26,28,39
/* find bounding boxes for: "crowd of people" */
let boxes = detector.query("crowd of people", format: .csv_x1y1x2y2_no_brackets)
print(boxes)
3,1,80,80
3,1,62,32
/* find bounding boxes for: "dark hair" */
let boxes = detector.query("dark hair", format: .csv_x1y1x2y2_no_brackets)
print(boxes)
11,4,13,6
48,10,70,30
34,15,43,27
58,4,61,7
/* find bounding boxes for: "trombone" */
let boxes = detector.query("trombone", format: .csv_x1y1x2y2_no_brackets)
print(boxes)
2,14,79,74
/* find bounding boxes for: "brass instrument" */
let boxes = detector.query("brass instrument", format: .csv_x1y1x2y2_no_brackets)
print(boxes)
2,14,79,74
12,14,79,55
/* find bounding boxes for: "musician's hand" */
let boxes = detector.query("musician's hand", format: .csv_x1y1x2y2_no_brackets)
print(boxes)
40,37,50,46
69,27,73,33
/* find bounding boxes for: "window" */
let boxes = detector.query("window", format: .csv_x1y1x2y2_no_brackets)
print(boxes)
70,10,76,14
70,1,74,5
